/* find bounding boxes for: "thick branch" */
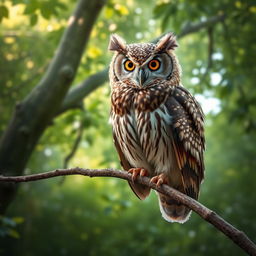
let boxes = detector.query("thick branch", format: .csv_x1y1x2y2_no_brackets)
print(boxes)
60,14,226,114
178,14,226,38
59,68,108,114
0,167,255,255
0,0,105,213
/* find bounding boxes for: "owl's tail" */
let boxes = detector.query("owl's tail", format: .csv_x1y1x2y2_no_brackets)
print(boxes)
157,193,191,223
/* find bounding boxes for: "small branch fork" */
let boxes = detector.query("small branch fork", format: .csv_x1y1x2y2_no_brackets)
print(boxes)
0,168,255,255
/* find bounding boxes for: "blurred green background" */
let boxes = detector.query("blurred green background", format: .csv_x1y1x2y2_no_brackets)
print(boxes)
0,0,256,255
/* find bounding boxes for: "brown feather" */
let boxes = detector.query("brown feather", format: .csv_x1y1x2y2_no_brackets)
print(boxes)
165,87,205,199
108,34,127,54
155,32,178,52
113,131,150,200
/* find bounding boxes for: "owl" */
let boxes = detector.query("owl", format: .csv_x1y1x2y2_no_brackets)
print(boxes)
108,33,205,223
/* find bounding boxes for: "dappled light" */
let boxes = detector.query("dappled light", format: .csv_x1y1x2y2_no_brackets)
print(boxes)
0,0,256,255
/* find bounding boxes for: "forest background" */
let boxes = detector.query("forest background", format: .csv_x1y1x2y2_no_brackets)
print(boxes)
0,0,256,255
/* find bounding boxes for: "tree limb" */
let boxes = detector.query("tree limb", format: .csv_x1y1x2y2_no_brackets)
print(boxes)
178,14,226,38
0,0,106,213
200,26,214,85
58,68,108,114
60,14,226,114
0,167,255,255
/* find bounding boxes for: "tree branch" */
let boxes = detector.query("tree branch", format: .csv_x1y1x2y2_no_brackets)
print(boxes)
0,0,106,213
200,26,214,85
58,68,108,114
0,168,255,255
63,121,84,169
178,14,226,38
60,14,226,114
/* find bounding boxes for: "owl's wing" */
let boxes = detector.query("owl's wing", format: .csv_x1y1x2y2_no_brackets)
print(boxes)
165,86,205,199
113,131,151,200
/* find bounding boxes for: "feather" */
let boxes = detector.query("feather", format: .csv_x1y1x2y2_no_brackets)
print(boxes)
112,120,150,200
155,32,178,52
108,34,127,54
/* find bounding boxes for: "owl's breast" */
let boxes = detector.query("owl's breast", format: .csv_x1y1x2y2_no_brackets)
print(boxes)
135,104,178,174
111,111,153,172
111,102,178,176
111,81,172,115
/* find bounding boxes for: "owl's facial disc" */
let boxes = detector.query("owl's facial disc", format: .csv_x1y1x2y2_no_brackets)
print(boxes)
114,52,173,88
119,53,173,87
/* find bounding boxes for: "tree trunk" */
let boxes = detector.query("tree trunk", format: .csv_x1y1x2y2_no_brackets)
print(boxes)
0,0,106,213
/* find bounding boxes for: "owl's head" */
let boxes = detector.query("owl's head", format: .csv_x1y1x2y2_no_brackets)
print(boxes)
108,33,181,88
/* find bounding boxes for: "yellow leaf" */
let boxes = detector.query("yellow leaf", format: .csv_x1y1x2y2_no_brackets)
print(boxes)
87,46,102,59
12,217,24,224
8,229,20,239
115,4,129,15
4,37,15,44
235,1,242,8
250,6,256,13
104,7,113,18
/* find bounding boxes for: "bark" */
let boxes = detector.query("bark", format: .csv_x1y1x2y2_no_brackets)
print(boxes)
0,0,106,213
59,68,109,114
0,168,256,256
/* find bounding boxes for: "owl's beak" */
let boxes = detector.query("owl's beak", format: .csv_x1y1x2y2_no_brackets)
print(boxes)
137,68,148,87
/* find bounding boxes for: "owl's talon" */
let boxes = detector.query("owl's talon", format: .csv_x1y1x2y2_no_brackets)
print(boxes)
150,174,168,187
128,168,148,182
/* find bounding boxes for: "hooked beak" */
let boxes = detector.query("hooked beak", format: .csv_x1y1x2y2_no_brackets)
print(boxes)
136,68,148,87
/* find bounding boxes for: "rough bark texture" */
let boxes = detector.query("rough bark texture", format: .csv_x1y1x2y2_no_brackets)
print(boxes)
0,0,106,213
0,168,255,256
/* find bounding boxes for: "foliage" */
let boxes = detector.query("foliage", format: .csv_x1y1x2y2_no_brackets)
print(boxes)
154,0,256,131
0,0,256,255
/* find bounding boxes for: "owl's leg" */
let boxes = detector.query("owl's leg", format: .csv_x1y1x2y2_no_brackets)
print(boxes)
150,173,169,187
128,168,148,182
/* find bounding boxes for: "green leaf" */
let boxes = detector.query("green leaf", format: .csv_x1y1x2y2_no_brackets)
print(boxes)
153,3,169,18
0,5,9,22
55,2,67,11
12,217,25,224
30,13,38,26
23,4,38,15
7,228,20,239
40,2,52,19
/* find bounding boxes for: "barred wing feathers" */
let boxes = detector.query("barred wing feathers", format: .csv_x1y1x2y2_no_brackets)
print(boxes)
165,86,205,200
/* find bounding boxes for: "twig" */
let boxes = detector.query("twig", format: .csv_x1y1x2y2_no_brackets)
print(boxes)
0,167,255,255
200,26,214,85
63,121,84,169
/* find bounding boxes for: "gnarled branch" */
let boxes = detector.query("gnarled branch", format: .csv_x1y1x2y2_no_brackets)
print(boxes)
0,167,255,255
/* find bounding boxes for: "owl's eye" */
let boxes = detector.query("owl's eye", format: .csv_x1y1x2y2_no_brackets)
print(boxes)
124,60,135,72
148,59,160,71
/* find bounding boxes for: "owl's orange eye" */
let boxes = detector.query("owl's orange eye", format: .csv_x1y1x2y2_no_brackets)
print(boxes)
124,60,135,71
148,59,160,71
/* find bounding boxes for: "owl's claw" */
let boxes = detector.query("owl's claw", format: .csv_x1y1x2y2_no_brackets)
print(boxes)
150,173,168,187
128,168,148,182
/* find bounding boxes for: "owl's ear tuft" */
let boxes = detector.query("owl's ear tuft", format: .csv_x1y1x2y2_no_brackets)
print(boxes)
108,34,127,54
155,32,178,52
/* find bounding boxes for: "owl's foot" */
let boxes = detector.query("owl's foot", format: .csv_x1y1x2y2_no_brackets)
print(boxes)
150,173,168,187
128,168,148,182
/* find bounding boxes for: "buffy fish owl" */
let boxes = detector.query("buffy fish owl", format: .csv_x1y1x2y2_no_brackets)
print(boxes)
108,33,205,223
